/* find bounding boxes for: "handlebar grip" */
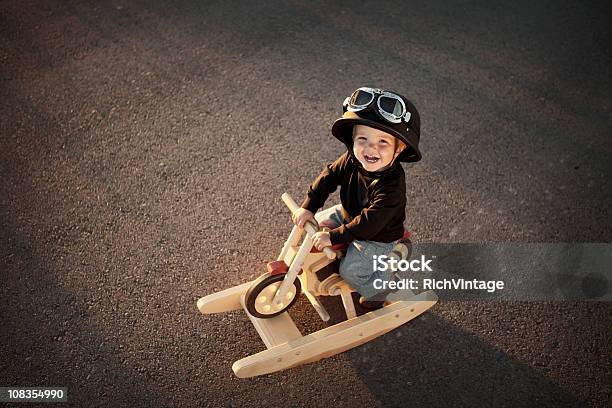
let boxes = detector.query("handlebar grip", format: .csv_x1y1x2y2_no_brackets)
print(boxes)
322,246,337,259
303,220,336,260
281,193,336,260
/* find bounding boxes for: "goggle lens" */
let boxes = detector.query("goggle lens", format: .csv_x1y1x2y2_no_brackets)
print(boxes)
378,96,403,118
350,90,374,107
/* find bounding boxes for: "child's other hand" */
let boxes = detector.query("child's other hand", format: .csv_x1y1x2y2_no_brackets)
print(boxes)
312,231,331,251
292,208,315,228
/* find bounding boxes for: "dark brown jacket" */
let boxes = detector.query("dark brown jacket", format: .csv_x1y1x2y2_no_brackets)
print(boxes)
301,151,406,244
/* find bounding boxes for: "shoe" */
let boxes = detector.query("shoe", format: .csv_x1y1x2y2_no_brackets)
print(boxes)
359,296,385,309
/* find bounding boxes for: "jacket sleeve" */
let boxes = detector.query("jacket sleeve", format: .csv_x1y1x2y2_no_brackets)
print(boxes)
300,153,347,213
329,181,405,244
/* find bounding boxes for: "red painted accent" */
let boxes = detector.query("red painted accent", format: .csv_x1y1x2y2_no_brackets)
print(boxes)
267,260,303,276
267,260,288,275
403,230,411,239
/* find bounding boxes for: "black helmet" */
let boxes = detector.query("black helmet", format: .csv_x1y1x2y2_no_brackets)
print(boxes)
331,87,422,163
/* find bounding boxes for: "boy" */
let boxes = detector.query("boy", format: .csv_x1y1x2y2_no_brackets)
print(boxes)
293,87,422,307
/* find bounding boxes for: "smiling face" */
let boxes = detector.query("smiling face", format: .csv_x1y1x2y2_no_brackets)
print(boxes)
352,125,405,172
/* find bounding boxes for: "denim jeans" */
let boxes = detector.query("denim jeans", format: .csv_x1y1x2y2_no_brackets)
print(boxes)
315,205,397,299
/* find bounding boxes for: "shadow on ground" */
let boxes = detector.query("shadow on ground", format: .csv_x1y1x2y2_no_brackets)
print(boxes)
346,312,590,407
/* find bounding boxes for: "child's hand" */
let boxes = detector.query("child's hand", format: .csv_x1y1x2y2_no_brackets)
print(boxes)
292,208,315,228
312,231,331,251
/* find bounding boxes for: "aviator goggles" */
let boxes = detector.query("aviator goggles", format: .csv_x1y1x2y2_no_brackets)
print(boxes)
343,87,412,124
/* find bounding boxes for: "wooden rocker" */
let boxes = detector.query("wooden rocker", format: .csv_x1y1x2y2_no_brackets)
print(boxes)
197,193,437,378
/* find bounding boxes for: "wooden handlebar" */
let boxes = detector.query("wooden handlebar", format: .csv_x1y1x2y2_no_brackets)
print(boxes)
281,193,336,260
281,193,301,214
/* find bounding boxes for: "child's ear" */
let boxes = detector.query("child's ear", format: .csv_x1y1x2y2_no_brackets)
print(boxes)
395,140,407,155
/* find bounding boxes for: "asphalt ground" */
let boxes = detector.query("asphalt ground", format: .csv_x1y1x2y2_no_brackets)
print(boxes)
1,0,611,407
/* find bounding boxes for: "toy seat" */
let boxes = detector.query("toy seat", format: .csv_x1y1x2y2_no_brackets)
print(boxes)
310,243,348,253
309,230,411,254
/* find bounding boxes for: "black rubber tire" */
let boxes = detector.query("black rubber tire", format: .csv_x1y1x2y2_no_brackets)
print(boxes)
244,272,302,319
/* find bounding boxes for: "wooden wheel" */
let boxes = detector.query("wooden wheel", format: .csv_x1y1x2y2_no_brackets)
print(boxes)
245,273,301,319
